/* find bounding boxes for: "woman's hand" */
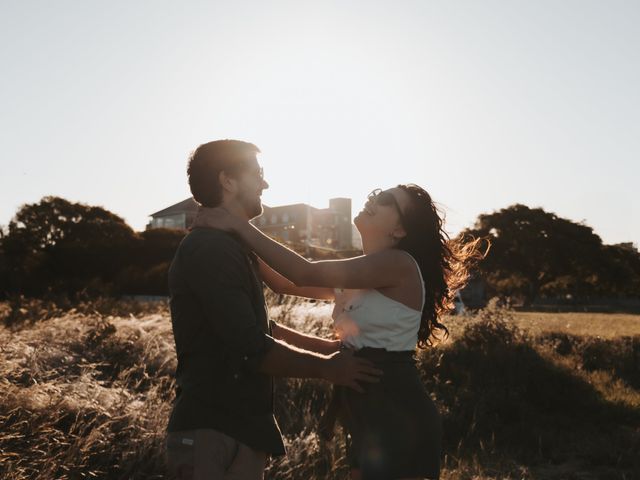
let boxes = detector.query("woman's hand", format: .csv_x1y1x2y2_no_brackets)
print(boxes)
191,206,240,232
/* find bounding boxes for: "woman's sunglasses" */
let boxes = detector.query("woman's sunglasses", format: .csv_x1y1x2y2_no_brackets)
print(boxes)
367,188,406,224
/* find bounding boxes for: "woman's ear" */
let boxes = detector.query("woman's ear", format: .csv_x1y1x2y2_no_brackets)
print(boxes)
392,224,407,242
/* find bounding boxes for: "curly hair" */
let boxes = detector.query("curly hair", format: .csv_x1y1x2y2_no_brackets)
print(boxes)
396,184,489,348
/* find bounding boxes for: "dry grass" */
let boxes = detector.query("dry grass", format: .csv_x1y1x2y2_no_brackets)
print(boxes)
510,311,640,339
0,307,175,479
1,297,638,479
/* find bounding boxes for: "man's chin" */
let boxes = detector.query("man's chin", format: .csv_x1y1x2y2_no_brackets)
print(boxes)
249,203,263,220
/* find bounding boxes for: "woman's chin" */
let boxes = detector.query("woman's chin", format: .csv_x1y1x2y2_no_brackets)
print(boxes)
353,216,369,236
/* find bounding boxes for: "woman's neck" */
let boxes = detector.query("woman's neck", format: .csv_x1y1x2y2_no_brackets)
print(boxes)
361,236,394,255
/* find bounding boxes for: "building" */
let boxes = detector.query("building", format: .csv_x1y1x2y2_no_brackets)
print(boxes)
255,197,353,250
148,197,356,251
148,198,198,230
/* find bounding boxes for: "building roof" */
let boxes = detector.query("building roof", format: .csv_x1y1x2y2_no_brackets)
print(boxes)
262,203,312,212
151,197,341,218
150,197,198,217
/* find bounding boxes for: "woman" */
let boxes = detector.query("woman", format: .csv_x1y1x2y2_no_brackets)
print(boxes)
193,184,484,480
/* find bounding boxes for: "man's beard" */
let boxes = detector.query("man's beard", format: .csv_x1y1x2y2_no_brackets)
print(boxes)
238,190,262,219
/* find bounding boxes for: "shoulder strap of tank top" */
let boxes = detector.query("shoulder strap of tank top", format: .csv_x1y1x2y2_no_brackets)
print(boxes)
401,250,426,310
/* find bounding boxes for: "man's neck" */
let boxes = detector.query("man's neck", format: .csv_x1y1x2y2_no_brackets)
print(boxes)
221,201,250,222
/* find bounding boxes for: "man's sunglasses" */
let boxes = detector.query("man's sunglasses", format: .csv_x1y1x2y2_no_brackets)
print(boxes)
252,166,264,181
367,188,406,224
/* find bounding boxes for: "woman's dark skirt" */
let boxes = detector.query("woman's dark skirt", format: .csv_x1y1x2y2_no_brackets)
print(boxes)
330,347,442,480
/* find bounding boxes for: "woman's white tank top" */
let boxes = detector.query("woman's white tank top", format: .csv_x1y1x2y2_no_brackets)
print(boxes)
331,252,426,351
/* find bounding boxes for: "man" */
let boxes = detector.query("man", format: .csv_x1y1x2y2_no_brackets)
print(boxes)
165,140,380,479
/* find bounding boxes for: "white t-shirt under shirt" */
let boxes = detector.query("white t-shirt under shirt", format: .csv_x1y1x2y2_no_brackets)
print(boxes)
331,252,426,351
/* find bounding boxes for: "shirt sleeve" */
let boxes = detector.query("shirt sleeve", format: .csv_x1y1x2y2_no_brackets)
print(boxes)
186,236,275,373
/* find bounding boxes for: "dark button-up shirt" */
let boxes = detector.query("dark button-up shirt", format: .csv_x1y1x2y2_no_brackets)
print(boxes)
166,227,285,455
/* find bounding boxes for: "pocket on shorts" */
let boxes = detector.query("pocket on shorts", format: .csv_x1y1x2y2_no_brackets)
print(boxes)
166,433,196,479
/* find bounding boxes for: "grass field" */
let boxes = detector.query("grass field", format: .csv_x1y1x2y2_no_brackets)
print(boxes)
510,311,640,339
1,297,638,479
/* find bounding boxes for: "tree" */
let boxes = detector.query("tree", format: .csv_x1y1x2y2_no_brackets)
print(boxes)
461,204,620,304
7,196,135,249
599,243,640,296
1,196,139,295
113,228,186,295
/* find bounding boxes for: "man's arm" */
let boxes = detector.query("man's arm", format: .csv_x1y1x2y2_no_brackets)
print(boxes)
271,321,341,356
186,237,275,372
187,234,380,390
258,338,380,393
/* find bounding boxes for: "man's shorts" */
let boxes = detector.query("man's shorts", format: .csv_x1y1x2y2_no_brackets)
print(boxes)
165,428,267,480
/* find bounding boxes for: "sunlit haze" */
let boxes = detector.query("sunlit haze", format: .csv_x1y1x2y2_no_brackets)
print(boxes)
1,1,638,245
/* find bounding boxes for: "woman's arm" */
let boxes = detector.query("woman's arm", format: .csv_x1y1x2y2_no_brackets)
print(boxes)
258,257,335,300
191,207,414,290
238,222,412,290
271,321,341,355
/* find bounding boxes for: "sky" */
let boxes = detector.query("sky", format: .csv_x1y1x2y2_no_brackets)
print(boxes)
1,0,639,246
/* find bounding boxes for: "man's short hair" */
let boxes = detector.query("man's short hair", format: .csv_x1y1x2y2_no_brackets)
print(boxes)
187,140,260,207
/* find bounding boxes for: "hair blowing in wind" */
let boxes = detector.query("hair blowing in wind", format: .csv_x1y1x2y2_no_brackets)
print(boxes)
396,184,490,348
